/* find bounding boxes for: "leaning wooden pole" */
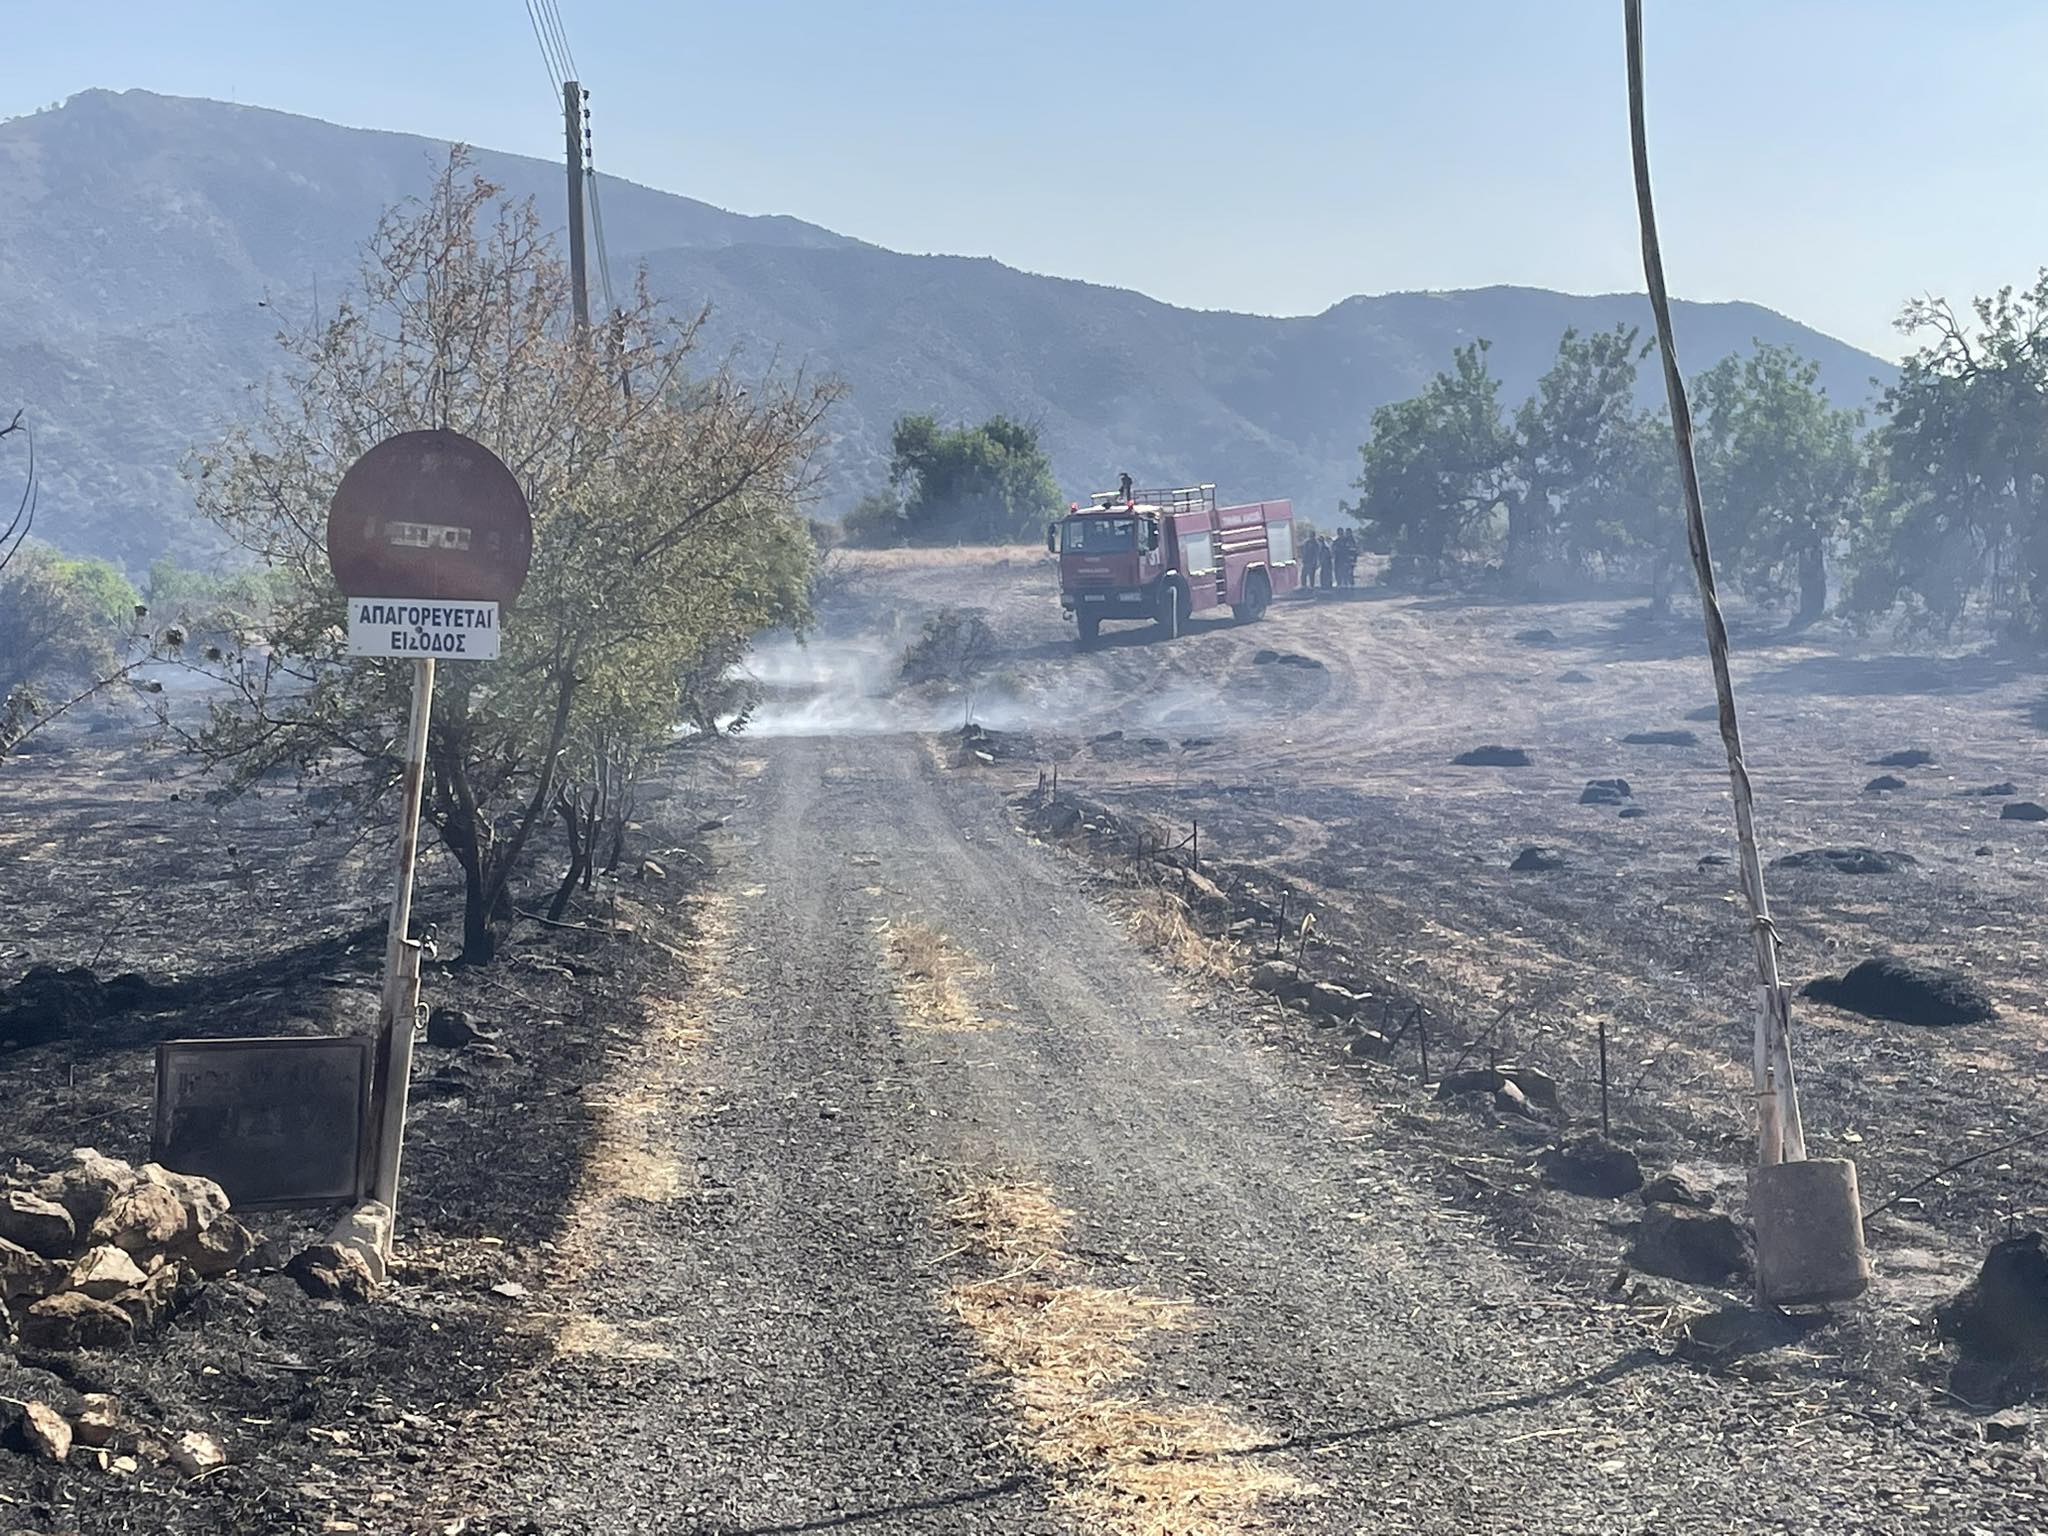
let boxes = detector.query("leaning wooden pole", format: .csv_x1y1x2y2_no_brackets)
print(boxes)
1623,0,1804,1167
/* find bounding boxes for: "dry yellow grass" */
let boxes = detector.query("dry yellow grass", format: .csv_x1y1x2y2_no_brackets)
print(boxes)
881,919,989,1032
943,1181,1309,1536
1128,888,1238,983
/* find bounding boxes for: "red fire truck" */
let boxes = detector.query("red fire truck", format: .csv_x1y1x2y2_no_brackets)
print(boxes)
1048,484,1300,648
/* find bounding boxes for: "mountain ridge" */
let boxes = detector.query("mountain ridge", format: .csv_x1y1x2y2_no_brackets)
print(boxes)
0,89,1893,567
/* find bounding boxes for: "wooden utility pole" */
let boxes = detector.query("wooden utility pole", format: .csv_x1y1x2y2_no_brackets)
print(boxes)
563,78,590,338
1622,0,1805,1167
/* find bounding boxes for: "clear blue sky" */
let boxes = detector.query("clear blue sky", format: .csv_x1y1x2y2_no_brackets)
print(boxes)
9,1,2044,360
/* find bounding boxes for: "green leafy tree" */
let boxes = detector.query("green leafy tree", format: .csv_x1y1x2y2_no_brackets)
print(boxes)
1692,343,1864,625
0,549,147,756
1851,277,2048,632
1514,326,1660,577
178,153,834,959
862,414,1063,546
1346,340,1513,564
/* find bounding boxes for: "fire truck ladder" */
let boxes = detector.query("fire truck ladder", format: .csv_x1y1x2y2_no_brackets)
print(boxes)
1088,484,1217,513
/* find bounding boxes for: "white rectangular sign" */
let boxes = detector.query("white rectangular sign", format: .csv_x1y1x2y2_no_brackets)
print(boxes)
347,598,501,660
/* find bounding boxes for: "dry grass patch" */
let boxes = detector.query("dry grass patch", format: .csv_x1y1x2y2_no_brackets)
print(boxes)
881,919,988,1032
943,1181,1309,1536
1129,888,1238,983
553,1315,675,1362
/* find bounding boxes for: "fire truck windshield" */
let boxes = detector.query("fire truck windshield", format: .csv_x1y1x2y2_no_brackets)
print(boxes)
1062,516,1135,553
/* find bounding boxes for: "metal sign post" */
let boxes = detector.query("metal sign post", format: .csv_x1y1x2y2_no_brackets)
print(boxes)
326,430,532,1257
366,656,434,1220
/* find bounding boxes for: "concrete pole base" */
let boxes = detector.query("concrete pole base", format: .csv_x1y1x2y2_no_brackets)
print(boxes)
1750,1158,1871,1307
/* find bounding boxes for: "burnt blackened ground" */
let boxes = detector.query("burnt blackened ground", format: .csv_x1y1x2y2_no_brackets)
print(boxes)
0,729,733,1535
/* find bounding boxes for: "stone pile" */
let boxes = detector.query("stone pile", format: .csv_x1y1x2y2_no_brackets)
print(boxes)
0,1147,255,1353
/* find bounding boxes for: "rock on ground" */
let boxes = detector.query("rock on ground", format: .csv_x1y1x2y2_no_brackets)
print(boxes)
2001,801,2048,822
286,1241,377,1303
0,1190,76,1257
1543,1134,1643,1198
1963,781,2020,797
1579,778,1632,806
1872,748,1936,767
1772,846,1917,875
1863,775,1908,794
1630,1203,1750,1285
1454,744,1532,767
1622,730,1699,747
1510,845,1569,873
20,1290,136,1351
1938,1232,2048,1360
1642,1171,1714,1209
1802,955,1997,1027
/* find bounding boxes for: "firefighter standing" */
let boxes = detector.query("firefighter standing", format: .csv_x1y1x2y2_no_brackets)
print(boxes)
1333,528,1359,588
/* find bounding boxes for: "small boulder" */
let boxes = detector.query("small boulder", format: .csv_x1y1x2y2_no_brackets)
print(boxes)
1772,846,1916,876
1983,1409,2036,1444
0,1236,64,1302
1250,960,1307,999
20,1291,136,1351
2001,801,2048,822
1345,1030,1393,1061
139,1163,230,1237
71,1394,120,1448
1557,670,1593,684
1802,956,1996,1027
169,1430,227,1477
287,1242,377,1303
0,1190,77,1259
1510,845,1569,873
1630,1203,1750,1284
1579,778,1632,806
1641,1170,1714,1209
1543,1134,1643,1198
1436,1068,1508,1100
89,1181,188,1254
1963,782,2020,798
1937,1233,2048,1360
34,1148,138,1229
638,859,667,882
1622,730,1699,747
68,1245,147,1301
1618,806,1649,820
114,1263,197,1334
18,1401,71,1463
1873,748,1936,768
1513,627,1558,646
177,1215,256,1278
1454,745,1532,767
1499,1065,1560,1112
1303,981,1363,1021
1863,775,1908,794
426,1007,481,1047
1493,1081,1536,1118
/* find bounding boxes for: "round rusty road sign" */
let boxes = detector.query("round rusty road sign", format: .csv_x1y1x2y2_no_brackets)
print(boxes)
325,430,532,604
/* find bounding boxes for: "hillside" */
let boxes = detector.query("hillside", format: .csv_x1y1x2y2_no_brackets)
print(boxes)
0,89,1893,568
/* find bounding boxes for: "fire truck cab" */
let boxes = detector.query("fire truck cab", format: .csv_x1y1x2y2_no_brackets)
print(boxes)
1049,484,1299,648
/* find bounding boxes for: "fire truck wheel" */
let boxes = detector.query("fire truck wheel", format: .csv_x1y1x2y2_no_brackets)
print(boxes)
1076,615,1100,647
1235,570,1271,623
1155,581,1187,639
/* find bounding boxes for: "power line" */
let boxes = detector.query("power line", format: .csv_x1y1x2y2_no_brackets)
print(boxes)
539,0,579,83
523,0,563,96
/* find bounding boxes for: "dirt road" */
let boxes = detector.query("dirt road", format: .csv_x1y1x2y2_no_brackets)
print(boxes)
451,732,2035,1535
